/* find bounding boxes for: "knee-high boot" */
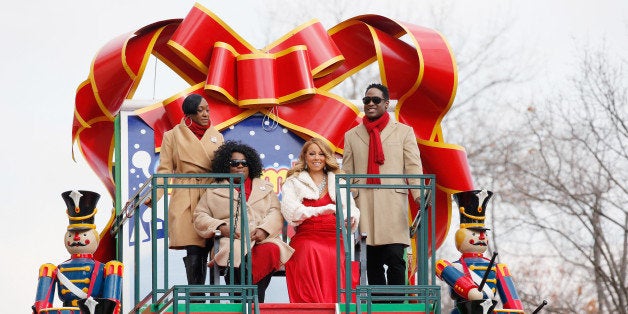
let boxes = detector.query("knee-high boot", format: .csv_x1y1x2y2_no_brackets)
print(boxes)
183,254,207,303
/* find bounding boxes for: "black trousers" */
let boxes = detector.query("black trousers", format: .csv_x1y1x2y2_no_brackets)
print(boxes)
366,244,407,285
225,265,274,303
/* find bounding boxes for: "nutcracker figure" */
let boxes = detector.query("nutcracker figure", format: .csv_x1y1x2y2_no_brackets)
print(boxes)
32,190,123,314
435,190,524,314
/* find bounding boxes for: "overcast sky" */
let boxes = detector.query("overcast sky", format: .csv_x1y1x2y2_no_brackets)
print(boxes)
1,0,626,311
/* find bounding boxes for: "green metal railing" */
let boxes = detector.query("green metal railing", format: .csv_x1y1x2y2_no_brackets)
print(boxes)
112,173,258,313
112,172,441,313
334,173,440,314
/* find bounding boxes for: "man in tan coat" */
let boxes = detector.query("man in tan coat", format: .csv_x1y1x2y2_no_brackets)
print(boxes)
342,83,423,287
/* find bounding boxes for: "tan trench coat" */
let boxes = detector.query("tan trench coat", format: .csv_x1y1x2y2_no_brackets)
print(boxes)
342,120,423,246
156,121,224,249
193,178,294,268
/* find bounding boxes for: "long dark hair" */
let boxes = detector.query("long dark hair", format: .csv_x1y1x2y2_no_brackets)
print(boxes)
211,141,264,178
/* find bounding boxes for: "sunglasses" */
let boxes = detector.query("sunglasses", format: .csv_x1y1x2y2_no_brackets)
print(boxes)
229,159,248,167
362,96,385,105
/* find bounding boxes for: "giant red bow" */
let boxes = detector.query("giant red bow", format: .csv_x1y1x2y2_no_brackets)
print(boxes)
73,3,474,251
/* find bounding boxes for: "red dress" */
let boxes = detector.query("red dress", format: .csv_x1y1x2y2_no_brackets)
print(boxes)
285,193,346,303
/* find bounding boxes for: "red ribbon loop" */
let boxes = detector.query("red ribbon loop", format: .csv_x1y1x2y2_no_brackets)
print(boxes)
205,43,317,107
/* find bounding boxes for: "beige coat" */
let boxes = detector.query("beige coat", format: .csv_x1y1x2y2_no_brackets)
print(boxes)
193,178,294,268
156,121,224,249
342,119,423,246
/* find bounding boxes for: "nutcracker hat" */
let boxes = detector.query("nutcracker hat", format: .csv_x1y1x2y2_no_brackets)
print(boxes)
452,189,493,231
62,190,100,231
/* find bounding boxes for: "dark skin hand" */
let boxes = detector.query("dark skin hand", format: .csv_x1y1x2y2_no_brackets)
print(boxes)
218,224,240,239
250,228,269,242
217,224,269,242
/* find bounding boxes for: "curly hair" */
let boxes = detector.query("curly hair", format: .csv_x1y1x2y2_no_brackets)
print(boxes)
287,137,341,178
211,140,264,179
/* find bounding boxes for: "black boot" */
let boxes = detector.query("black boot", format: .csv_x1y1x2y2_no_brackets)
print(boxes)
183,254,207,303
256,271,274,303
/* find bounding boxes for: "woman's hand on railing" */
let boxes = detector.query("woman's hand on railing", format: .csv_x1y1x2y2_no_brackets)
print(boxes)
143,197,152,207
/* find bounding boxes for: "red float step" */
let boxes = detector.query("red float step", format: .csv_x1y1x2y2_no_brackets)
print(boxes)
258,303,337,314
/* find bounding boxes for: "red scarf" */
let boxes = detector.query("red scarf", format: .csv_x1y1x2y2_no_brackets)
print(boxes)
234,177,253,201
187,118,210,140
362,113,390,184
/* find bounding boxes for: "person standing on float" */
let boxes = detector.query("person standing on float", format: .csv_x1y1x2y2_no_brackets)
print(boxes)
342,83,423,287
145,94,224,297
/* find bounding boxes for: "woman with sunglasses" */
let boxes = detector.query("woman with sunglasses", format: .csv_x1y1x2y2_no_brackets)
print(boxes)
145,93,224,299
281,137,360,303
193,141,293,303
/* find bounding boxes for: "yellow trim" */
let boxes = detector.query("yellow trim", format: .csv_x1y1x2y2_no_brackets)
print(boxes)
74,80,92,128
135,83,204,115
67,208,98,220
99,207,116,243
371,26,391,90
40,308,80,313
121,34,138,81
319,56,376,91
214,109,257,131
214,41,239,55
260,90,358,153
167,40,209,74
429,29,459,142
263,19,320,51
238,98,278,106
152,50,198,85
417,138,467,150
238,45,308,61
127,25,166,98
105,260,124,275
459,206,486,220
321,19,380,91
205,84,237,104
193,3,255,51
60,266,91,272
276,88,316,103
70,278,90,284
460,223,486,229
71,113,116,187
166,2,257,74
62,288,88,295
312,55,345,78
236,88,317,107
39,263,57,277
67,223,96,230
392,24,425,122
87,44,122,122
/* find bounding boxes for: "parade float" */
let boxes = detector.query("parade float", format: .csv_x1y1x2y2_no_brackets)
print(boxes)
34,2,521,313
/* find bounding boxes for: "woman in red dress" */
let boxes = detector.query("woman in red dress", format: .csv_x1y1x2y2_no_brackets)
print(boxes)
281,138,360,303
